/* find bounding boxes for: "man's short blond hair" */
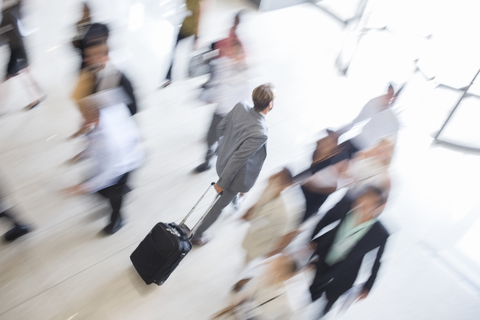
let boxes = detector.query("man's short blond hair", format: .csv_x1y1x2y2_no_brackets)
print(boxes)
252,84,275,112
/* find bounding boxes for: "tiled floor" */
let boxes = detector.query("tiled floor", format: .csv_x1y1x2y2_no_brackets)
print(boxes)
1,0,479,319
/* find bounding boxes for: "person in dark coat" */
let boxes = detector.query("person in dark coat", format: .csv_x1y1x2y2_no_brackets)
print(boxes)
1,0,45,110
309,185,390,316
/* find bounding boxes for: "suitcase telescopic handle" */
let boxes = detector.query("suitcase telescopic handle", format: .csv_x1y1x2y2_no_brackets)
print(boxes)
179,182,220,227
188,191,222,238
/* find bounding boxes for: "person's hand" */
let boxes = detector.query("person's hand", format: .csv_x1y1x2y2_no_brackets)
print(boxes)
241,207,254,221
358,290,369,301
214,183,224,194
62,184,87,196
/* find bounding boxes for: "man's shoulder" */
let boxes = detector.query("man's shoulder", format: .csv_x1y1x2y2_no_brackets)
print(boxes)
232,101,251,113
371,220,390,239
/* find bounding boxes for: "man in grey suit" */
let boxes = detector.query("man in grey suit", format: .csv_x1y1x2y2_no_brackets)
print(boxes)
192,84,275,245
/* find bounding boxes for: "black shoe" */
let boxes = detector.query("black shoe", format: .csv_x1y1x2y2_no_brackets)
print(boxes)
4,225,31,242
103,219,123,235
194,162,211,173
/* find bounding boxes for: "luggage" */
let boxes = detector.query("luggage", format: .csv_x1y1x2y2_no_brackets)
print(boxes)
130,183,221,285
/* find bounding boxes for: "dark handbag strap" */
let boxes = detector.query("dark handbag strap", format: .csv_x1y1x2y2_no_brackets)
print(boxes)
292,148,350,184
253,293,283,309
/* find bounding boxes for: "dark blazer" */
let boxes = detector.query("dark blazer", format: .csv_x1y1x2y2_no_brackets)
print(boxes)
310,196,389,300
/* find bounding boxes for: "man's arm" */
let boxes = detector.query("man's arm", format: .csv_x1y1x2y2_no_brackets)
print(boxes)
216,135,267,190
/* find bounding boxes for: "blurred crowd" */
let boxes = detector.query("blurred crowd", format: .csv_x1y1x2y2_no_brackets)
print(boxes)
0,0,403,319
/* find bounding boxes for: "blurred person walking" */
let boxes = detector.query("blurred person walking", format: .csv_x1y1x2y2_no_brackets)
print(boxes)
191,84,274,246
300,132,349,222
329,84,402,158
241,169,299,264
201,11,245,89
0,0,45,110
71,41,138,138
212,254,300,320
309,186,390,317
71,2,109,70
195,40,249,173
161,0,202,88
63,103,143,235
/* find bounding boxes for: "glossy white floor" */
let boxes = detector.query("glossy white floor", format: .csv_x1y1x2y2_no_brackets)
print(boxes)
1,0,479,319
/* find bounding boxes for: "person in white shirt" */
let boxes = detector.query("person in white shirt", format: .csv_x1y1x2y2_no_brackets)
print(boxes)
64,103,144,234
332,84,402,157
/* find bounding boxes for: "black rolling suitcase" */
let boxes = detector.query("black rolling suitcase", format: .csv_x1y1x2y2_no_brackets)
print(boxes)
130,183,221,285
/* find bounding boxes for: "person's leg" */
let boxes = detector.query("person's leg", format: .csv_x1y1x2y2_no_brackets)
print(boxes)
21,67,46,110
195,114,224,172
301,186,329,222
6,46,20,78
1,208,31,241
205,114,224,162
191,188,238,243
102,173,129,234
322,290,342,316
164,32,188,83
309,261,333,302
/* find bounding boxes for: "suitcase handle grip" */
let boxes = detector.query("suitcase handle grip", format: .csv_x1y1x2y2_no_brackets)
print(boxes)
179,182,216,227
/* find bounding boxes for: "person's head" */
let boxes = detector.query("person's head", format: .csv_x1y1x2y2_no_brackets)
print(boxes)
84,41,109,71
268,168,293,190
381,83,403,107
252,84,275,114
353,186,387,221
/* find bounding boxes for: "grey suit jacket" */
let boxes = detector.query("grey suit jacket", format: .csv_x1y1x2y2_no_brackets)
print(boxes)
216,102,268,193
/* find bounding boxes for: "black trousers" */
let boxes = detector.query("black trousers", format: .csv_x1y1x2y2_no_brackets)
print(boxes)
301,186,330,222
1,5,29,76
97,172,130,224
310,262,345,316
165,32,190,80
204,113,225,163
